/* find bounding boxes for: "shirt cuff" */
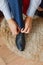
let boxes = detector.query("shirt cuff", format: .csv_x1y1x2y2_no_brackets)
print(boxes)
3,6,12,20
1,1,12,20
26,0,42,17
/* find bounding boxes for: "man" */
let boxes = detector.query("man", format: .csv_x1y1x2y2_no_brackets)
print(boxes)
0,0,42,51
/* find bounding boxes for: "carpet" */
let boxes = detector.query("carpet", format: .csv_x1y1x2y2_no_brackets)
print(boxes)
0,57,6,65
0,17,43,62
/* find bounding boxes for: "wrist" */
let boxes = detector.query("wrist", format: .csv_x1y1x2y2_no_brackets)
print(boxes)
7,18,13,24
7,18,13,21
26,16,32,21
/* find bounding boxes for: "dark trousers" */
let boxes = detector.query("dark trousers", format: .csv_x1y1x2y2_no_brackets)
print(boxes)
7,0,24,29
40,0,43,8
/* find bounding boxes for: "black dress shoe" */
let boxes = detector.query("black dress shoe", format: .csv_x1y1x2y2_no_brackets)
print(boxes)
16,33,25,51
35,10,43,17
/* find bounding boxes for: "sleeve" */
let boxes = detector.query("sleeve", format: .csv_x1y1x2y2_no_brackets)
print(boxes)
0,0,12,20
26,0,42,17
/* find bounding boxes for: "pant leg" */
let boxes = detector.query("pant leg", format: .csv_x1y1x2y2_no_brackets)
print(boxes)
7,0,24,29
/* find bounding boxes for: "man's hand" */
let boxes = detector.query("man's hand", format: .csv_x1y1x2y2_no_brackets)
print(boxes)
21,16,32,34
7,19,20,36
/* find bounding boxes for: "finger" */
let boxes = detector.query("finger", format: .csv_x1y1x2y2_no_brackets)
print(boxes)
25,28,30,34
12,30,19,36
21,26,28,33
21,28,24,31
18,26,21,32
12,32,17,36
25,27,32,34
